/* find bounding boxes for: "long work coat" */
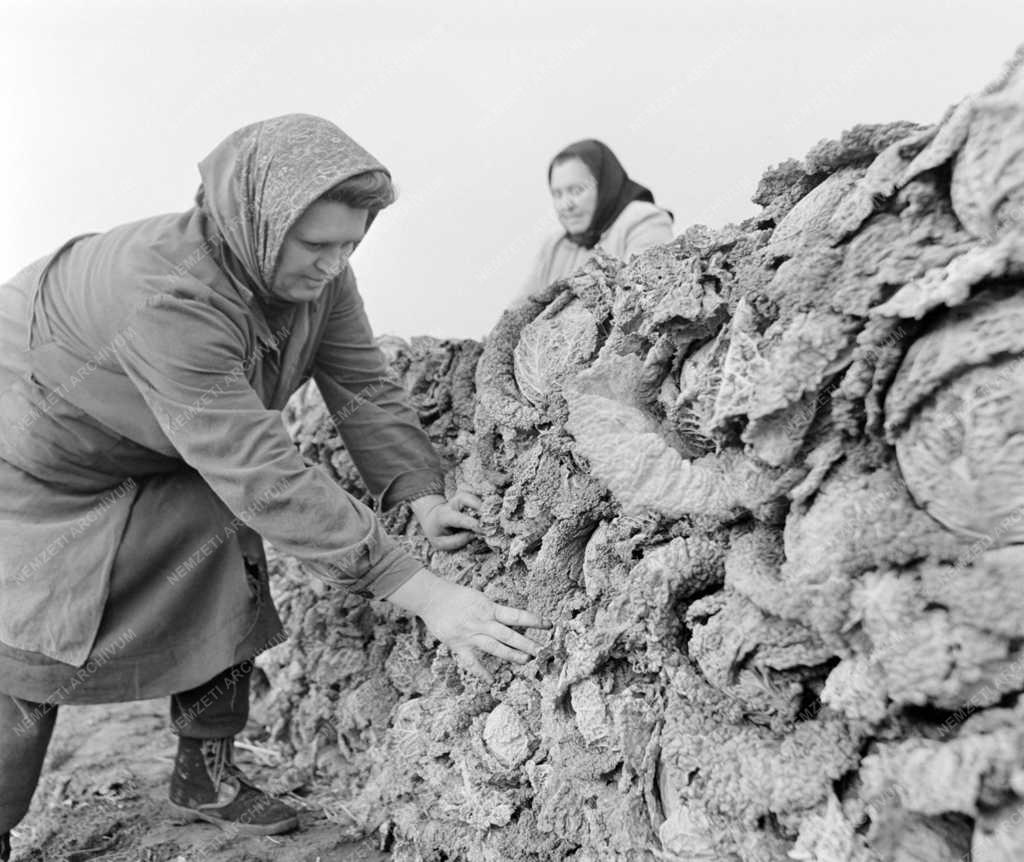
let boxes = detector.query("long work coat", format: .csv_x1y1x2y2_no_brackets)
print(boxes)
0,115,442,703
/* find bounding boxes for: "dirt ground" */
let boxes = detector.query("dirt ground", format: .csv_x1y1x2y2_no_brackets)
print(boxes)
9,699,391,862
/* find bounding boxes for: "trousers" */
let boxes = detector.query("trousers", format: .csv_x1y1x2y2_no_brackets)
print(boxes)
0,662,251,835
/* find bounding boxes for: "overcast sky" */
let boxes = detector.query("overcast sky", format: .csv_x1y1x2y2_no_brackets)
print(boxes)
2,0,1022,338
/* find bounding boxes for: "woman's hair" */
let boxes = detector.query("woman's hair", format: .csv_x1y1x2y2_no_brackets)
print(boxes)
548,149,593,181
318,169,396,212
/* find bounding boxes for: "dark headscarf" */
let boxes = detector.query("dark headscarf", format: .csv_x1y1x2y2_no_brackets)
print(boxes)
548,139,655,249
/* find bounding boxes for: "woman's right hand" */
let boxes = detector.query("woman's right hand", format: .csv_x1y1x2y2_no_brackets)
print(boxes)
386,568,549,681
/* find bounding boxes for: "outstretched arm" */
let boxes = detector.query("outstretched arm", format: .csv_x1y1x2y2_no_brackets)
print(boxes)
116,292,421,598
314,270,488,549
312,268,446,510
119,290,545,678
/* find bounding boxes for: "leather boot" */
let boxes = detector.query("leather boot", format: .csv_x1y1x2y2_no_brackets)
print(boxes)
168,736,298,836
0,693,57,858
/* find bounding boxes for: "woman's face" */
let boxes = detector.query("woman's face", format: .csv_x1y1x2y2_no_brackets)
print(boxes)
272,200,368,302
549,157,598,235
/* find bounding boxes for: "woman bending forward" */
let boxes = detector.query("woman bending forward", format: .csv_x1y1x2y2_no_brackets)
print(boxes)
0,114,547,853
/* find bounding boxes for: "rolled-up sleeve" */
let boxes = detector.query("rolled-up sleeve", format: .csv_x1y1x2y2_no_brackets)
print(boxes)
115,293,422,599
312,271,445,511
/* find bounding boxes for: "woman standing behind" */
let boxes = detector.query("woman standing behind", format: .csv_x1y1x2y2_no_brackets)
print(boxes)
522,139,673,298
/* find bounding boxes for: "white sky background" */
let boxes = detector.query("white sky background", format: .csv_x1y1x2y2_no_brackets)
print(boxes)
1,0,1022,339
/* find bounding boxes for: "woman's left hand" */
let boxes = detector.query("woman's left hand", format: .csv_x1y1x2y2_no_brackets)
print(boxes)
410,491,483,551
386,567,550,681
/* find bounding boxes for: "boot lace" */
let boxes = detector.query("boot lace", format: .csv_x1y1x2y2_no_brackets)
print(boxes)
200,737,241,792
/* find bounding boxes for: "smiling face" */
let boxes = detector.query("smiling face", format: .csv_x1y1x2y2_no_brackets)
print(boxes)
271,199,368,302
549,157,599,236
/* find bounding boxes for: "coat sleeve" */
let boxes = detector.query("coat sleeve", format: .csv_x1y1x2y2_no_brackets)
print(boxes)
622,206,674,258
312,270,445,511
115,292,423,599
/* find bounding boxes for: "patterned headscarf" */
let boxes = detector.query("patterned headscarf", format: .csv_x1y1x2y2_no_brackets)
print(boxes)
548,139,655,250
196,114,389,299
